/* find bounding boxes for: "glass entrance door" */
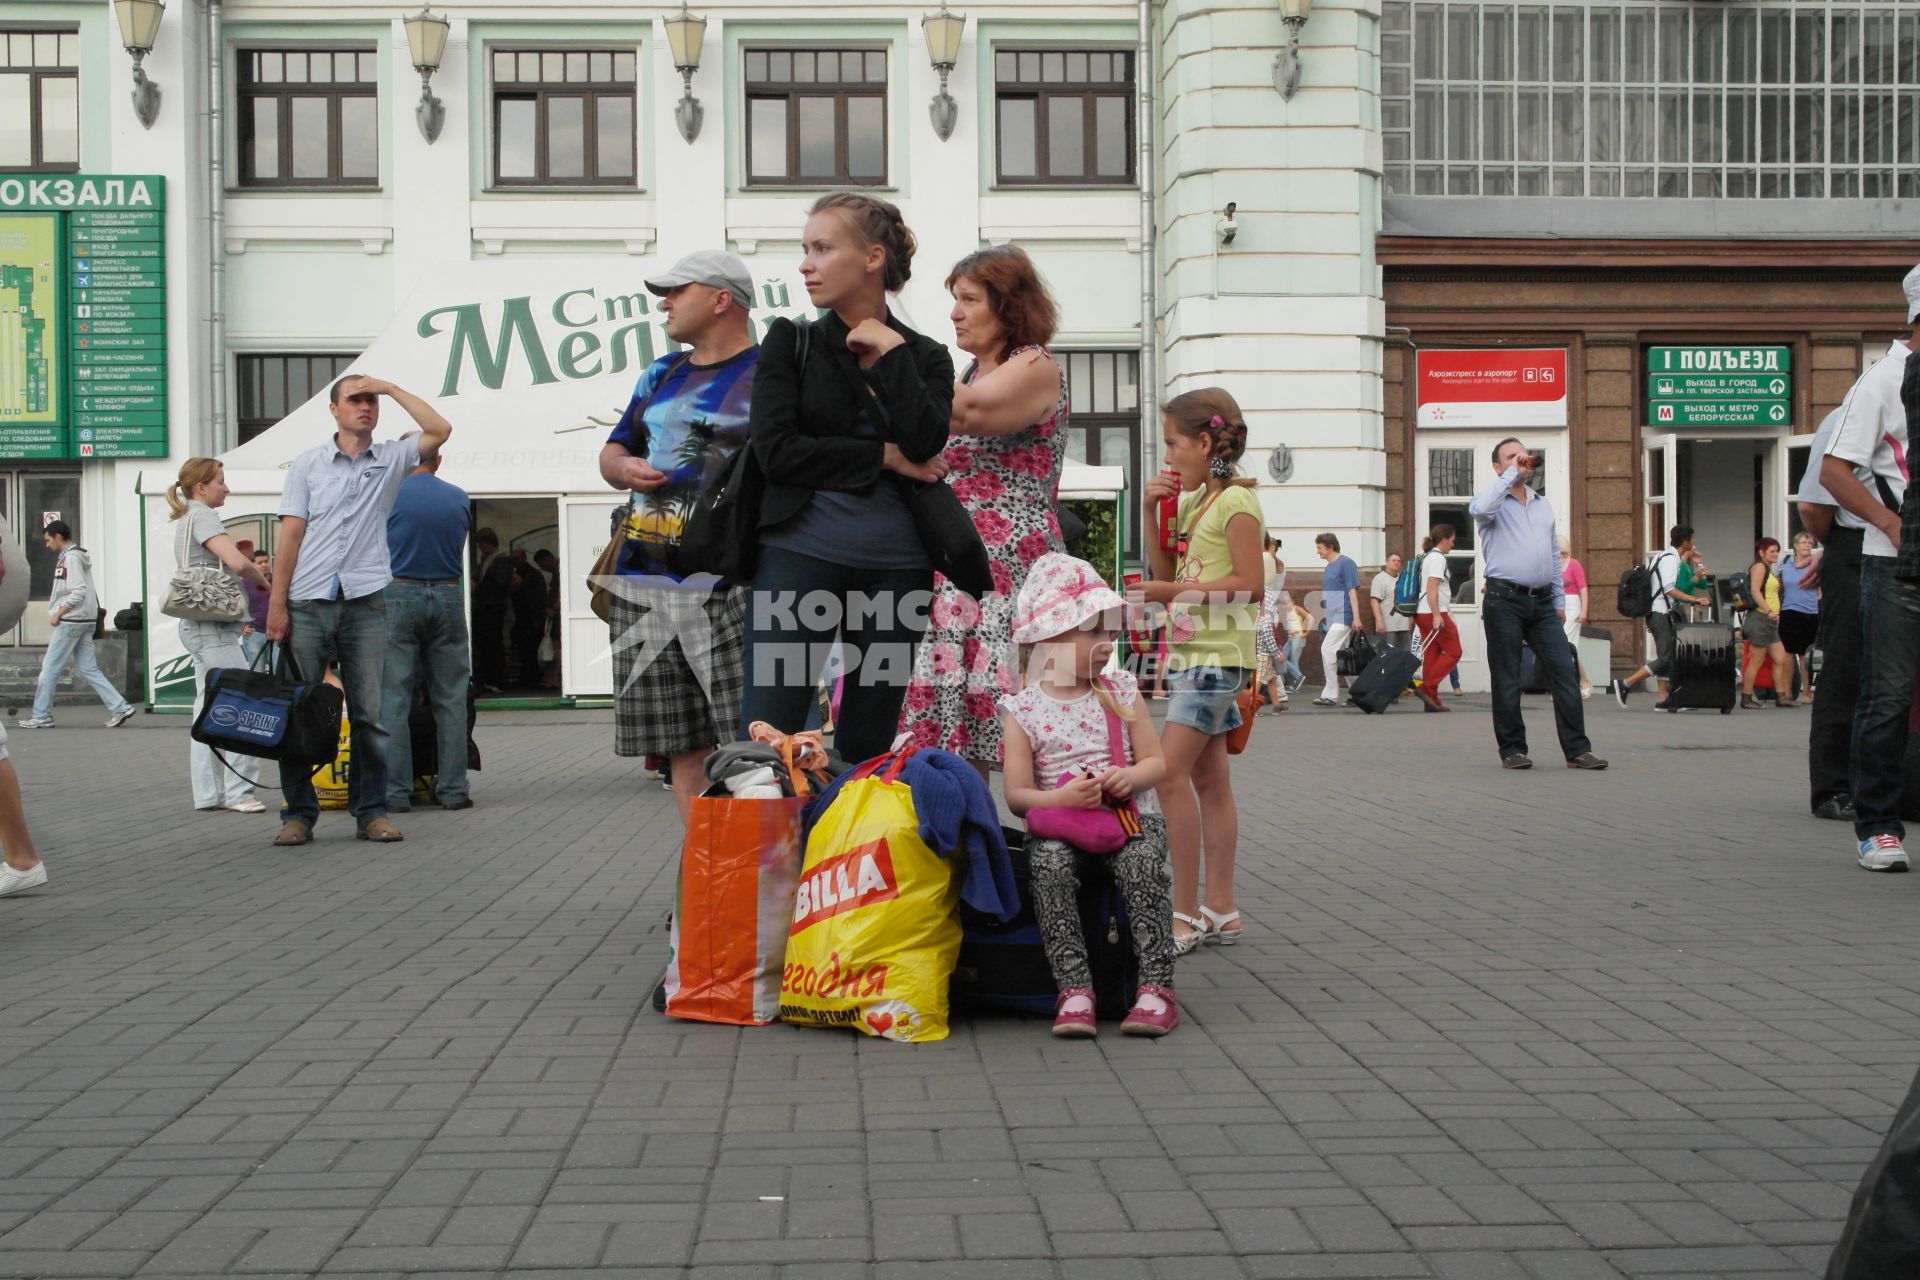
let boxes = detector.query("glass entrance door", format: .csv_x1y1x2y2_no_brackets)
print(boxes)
4,470,82,646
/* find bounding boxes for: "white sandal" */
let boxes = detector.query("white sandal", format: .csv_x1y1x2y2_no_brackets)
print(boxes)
1173,911,1210,956
1200,906,1242,946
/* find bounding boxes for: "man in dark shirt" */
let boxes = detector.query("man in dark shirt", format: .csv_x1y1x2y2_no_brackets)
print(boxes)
510,552,547,687
382,453,475,811
472,528,513,691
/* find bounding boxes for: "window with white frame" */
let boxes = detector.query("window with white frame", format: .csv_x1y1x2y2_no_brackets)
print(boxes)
1381,0,1920,199
0,31,79,172
1421,444,1547,606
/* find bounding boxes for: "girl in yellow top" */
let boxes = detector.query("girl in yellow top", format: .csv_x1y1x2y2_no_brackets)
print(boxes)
1134,388,1265,955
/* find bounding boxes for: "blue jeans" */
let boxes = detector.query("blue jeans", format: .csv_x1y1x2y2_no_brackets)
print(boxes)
280,593,390,827
380,581,472,808
180,619,263,807
1482,584,1590,762
1849,559,1920,841
1281,636,1304,684
33,622,133,721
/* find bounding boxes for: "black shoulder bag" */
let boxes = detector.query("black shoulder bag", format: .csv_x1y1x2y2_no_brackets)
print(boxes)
190,644,345,772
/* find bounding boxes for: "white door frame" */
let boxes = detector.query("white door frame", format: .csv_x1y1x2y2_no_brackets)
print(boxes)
1413,430,1572,693
558,496,622,698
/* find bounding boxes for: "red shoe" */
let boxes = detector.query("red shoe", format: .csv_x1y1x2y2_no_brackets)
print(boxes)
1121,985,1180,1037
1052,987,1097,1038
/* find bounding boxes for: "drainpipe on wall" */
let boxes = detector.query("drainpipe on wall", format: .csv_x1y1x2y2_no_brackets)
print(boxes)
206,0,227,455
1137,0,1158,485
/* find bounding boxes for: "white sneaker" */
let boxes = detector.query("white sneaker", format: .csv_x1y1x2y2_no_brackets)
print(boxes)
0,861,48,897
15,717,52,729
106,707,136,728
1858,834,1909,872
224,796,267,814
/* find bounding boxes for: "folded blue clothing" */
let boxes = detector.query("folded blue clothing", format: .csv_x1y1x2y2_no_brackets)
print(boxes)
801,747,1017,922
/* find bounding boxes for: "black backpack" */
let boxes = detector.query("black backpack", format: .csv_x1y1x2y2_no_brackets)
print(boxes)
1617,553,1667,619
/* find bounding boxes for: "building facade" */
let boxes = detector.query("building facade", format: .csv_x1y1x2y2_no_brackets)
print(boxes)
2,0,1916,692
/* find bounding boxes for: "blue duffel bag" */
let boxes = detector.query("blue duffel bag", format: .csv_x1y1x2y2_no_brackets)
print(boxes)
189,647,343,769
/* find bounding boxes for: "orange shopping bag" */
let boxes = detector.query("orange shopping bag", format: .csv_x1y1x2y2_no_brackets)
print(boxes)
661,737,811,1026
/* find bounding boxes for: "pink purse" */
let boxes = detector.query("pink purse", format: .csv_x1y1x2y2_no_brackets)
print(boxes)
1025,680,1144,854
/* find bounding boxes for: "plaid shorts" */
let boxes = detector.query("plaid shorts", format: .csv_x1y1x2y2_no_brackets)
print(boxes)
609,584,747,758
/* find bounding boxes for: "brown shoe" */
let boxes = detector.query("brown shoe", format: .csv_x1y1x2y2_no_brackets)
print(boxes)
1418,686,1449,712
273,820,313,847
356,817,405,843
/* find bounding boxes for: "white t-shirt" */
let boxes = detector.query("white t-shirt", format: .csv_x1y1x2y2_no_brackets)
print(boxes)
1416,550,1451,616
1825,338,1912,558
1648,548,1681,615
1370,570,1411,632
1794,406,1864,532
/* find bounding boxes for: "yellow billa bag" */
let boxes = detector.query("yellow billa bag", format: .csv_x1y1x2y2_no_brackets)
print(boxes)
780,751,963,1043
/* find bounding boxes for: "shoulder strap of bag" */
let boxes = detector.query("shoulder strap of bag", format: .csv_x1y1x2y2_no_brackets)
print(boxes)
1097,676,1128,769
627,352,697,455
1175,487,1230,578
174,514,191,572
793,314,813,385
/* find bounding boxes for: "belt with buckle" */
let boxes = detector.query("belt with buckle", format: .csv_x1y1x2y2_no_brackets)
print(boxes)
1487,577,1553,598
393,576,460,585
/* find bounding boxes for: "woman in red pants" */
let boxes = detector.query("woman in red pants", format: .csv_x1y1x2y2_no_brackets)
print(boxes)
1414,524,1463,711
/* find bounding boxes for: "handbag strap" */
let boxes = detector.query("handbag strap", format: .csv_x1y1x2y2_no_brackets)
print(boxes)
1175,487,1230,579
1097,676,1128,771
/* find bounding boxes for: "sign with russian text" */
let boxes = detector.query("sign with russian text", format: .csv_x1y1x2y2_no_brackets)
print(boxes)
1416,348,1568,428
1647,346,1792,430
0,212,65,457
0,176,166,460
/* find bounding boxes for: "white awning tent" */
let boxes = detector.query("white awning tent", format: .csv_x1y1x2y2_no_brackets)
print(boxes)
133,256,1126,704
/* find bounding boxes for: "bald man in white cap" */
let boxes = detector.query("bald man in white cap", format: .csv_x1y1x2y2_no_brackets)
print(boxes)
1816,263,1920,872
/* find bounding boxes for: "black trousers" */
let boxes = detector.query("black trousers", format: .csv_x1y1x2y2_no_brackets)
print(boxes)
1483,583,1591,762
1809,526,1863,811
739,545,932,767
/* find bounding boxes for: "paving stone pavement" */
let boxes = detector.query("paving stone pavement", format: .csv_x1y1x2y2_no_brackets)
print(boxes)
0,696,1907,1280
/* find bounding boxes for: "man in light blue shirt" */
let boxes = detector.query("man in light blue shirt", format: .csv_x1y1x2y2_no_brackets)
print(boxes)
1313,534,1360,706
1470,437,1605,771
266,375,452,847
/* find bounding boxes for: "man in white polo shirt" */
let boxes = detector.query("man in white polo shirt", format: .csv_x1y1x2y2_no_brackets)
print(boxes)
1818,265,1920,872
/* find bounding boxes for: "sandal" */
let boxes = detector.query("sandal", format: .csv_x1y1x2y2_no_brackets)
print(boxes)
1200,906,1242,946
1173,912,1210,956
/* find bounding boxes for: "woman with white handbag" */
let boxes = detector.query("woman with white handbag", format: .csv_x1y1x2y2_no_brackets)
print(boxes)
165,458,273,813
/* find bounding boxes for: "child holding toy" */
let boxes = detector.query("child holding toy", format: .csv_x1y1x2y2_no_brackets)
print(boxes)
1001,553,1177,1038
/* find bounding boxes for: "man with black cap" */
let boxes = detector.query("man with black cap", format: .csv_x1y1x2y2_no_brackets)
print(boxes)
597,250,760,826
1818,263,1920,872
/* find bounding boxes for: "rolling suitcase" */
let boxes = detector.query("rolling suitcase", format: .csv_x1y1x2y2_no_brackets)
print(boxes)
1349,643,1422,714
952,828,1139,1021
1664,621,1737,714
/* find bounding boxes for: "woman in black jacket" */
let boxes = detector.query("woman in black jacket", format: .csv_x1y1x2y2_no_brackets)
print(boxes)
741,193,955,763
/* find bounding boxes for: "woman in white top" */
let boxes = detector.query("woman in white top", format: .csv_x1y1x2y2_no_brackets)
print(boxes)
1413,524,1462,711
1254,536,1290,711
167,458,273,813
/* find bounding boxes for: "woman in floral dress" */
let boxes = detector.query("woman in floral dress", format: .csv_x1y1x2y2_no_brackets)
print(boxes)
900,247,1069,775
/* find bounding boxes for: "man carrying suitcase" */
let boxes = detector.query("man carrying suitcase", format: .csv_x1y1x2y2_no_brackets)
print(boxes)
1610,525,1712,709
1470,438,1607,771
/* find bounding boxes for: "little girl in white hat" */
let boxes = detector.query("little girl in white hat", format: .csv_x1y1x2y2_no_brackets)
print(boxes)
1001,552,1179,1037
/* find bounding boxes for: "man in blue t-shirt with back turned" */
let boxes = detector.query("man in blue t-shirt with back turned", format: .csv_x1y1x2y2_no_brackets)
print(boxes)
382,453,474,813
597,250,759,827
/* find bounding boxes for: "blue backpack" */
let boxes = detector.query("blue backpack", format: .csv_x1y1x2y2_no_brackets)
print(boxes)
1392,553,1423,617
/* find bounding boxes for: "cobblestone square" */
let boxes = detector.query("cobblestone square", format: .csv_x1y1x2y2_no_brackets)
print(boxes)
0,698,1906,1279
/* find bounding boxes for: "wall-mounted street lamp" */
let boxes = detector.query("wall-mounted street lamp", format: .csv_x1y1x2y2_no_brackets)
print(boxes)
1273,0,1311,101
664,2,707,144
112,0,165,129
403,4,451,143
922,3,966,142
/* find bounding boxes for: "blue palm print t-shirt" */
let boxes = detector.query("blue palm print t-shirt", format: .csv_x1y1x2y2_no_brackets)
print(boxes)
605,345,759,581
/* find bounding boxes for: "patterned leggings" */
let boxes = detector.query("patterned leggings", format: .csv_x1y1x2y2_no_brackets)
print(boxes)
1027,815,1176,993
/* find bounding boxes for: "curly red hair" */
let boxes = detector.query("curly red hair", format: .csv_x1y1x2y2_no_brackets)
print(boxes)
945,246,1058,361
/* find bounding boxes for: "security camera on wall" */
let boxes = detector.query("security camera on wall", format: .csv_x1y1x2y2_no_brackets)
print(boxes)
1217,201,1238,245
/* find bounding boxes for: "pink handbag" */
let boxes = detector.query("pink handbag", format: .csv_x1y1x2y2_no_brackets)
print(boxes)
1025,680,1144,854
